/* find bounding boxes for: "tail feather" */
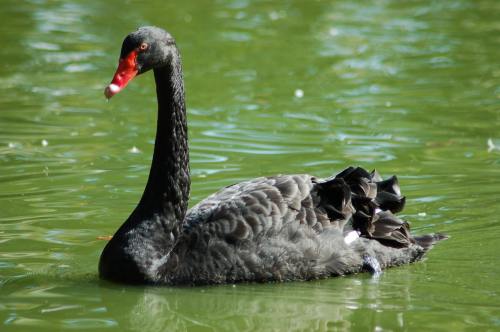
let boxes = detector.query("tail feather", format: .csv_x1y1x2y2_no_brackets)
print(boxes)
413,233,449,251
329,166,446,251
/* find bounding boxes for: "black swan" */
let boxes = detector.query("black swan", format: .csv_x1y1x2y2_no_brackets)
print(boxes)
99,26,446,285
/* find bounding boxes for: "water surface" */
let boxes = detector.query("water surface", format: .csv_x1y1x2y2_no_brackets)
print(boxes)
1,0,499,331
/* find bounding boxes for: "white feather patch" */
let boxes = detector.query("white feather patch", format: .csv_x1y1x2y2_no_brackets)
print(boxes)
344,231,360,245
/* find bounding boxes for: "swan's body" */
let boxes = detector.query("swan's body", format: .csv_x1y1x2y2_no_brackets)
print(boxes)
99,27,445,285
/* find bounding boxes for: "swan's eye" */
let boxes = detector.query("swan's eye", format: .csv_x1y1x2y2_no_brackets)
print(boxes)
139,42,149,51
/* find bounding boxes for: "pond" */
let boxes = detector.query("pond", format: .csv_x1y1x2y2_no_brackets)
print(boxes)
0,0,499,330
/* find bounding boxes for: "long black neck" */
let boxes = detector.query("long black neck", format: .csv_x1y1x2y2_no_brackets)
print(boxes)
99,40,190,284
132,48,190,231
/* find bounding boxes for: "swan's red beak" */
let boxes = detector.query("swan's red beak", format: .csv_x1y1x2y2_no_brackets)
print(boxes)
104,50,139,99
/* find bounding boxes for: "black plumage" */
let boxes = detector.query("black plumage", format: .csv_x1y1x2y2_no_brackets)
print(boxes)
98,27,446,285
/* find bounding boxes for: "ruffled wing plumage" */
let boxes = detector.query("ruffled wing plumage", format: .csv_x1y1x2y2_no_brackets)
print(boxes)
166,167,444,284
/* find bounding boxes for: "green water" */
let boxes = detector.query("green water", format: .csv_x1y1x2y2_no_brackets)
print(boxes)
1,0,499,330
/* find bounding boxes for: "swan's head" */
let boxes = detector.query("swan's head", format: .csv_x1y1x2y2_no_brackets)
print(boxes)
104,26,176,99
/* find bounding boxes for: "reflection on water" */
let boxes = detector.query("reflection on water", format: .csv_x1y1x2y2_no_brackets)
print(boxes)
99,275,413,332
0,0,499,330
125,283,370,331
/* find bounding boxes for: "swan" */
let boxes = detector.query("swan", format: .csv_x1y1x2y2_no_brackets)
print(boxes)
99,26,446,285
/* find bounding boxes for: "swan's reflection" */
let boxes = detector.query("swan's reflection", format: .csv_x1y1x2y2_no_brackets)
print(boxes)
100,273,414,332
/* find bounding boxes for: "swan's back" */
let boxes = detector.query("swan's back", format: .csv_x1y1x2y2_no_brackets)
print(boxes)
160,167,443,285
